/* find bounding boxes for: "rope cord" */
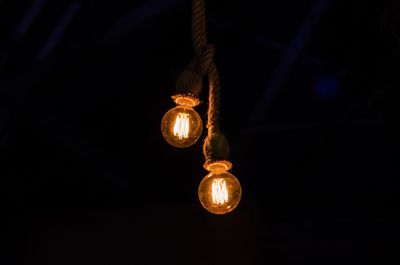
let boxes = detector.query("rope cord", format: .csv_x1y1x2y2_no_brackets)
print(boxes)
175,0,212,101
191,0,229,167
192,0,207,54
191,0,219,134
207,62,220,134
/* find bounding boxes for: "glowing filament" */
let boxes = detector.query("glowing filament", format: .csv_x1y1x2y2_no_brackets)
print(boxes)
173,113,190,139
212,178,229,205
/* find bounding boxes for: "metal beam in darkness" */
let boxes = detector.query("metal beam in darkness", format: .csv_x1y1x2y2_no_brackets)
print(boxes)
14,0,47,41
36,2,81,61
247,0,333,126
101,0,183,46
0,0,184,189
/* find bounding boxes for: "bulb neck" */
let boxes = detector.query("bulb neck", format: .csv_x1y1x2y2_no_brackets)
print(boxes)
172,94,200,108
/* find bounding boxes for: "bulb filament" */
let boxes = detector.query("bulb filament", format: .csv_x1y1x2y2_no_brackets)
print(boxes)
173,113,190,139
212,178,229,205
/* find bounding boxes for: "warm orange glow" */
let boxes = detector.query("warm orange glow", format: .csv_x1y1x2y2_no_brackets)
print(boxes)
198,170,241,215
206,161,232,172
173,96,199,107
173,113,190,139
211,178,229,205
161,105,202,148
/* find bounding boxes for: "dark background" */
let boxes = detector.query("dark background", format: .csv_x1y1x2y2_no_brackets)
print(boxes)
1,0,400,264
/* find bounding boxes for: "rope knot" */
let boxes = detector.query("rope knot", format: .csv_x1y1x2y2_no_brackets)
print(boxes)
175,64,203,99
175,42,216,103
203,133,230,170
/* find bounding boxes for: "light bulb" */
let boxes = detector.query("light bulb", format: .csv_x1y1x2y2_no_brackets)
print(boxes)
198,163,242,215
161,96,202,148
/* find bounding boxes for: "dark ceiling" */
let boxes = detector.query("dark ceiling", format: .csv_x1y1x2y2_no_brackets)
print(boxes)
1,0,400,264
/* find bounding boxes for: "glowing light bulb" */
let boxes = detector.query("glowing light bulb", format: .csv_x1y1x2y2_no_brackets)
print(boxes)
211,178,229,205
173,113,190,139
161,96,202,148
198,163,242,215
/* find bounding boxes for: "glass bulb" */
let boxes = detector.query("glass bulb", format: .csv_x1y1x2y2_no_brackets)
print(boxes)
161,105,202,148
198,170,242,215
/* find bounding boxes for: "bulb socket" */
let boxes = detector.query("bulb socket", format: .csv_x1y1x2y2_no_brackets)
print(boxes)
205,160,232,172
175,68,203,99
172,94,200,107
203,133,231,170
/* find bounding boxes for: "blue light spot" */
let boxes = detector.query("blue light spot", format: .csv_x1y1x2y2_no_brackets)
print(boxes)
314,75,339,100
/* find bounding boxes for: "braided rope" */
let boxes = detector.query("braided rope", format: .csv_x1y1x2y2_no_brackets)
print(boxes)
192,0,207,55
207,62,220,134
174,0,210,101
191,0,219,135
191,0,230,168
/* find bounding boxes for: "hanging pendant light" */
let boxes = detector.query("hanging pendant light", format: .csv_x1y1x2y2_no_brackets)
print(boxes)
161,0,242,214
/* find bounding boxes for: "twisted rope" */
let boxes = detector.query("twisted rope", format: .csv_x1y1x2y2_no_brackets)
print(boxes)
175,0,212,101
192,0,207,55
207,62,220,134
190,0,230,168
191,0,219,134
